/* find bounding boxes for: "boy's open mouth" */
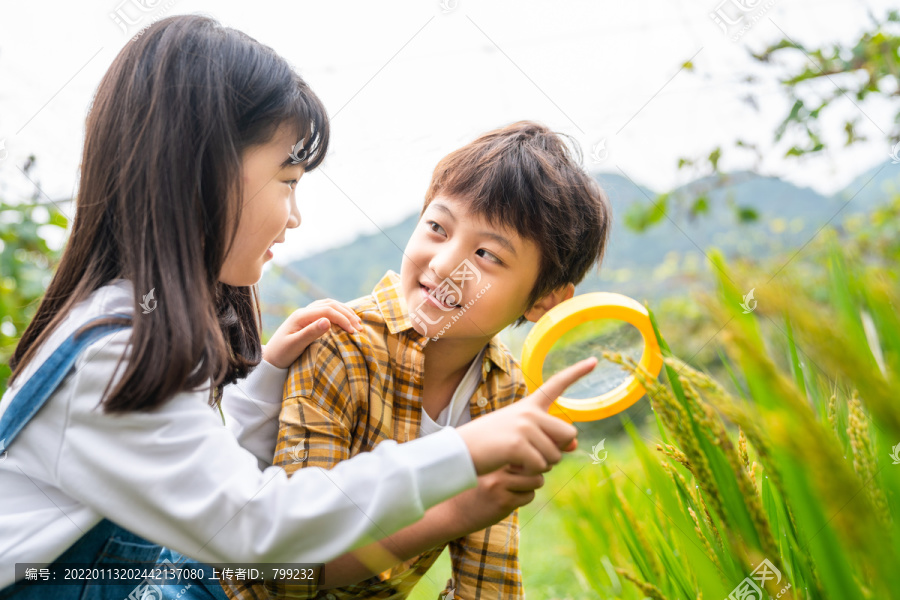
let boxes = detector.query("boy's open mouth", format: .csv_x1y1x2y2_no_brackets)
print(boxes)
419,283,462,309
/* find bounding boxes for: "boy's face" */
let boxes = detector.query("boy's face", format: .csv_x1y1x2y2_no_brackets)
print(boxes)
400,194,547,341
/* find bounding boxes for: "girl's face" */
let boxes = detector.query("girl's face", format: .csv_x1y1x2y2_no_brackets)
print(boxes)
220,124,304,286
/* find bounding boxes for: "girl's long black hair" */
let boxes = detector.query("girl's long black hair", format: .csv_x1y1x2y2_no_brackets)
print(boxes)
10,14,329,412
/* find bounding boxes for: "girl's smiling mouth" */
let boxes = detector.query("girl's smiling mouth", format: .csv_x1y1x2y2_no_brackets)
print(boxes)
266,237,285,259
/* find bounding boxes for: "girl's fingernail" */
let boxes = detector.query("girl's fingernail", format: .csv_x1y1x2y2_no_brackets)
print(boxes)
318,318,329,329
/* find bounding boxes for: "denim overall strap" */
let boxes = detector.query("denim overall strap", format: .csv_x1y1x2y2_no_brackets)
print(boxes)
0,314,131,455
0,313,165,600
0,313,228,600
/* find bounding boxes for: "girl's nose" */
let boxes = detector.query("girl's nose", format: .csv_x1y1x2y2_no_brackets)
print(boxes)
287,194,301,228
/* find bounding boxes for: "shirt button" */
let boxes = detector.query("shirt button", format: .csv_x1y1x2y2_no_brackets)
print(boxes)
326,594,337,600
485,362,491,373
476,397,488,408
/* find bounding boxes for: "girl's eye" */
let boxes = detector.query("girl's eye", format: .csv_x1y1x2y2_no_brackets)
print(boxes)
426,221,446,236
476,248,503,265
285,180,298,189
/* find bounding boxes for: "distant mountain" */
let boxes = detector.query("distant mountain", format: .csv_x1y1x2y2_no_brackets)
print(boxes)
834,160,900,211
258,163,900,333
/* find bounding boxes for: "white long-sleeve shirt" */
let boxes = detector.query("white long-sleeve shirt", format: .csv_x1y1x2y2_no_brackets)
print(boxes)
0,279,477,589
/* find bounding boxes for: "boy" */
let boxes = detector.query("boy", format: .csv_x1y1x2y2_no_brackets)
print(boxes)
225,121,611,600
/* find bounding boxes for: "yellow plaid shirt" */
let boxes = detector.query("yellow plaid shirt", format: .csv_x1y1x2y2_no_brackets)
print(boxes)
222,271,526,600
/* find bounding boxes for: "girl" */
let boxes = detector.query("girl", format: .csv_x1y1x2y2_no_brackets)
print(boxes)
0,14,593,599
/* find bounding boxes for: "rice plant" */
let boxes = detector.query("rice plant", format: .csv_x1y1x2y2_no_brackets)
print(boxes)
553,199,900,599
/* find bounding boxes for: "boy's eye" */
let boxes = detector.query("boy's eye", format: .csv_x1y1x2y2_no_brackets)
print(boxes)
476,248,502,265
426,221,446,236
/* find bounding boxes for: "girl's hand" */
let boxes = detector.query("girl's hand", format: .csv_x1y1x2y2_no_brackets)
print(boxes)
263,299,363,369
456,357,596,475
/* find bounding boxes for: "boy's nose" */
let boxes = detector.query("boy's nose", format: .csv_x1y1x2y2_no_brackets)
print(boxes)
428,249,462,283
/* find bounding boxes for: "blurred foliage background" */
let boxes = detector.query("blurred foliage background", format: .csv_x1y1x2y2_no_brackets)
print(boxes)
0,157,68,389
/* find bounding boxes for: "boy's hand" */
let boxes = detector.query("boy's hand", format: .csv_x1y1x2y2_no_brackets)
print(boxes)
456,357,596,476
263,299,363,369
446,467,544,533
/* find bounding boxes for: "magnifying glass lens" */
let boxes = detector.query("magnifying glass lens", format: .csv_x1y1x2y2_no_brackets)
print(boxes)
540,319,645,401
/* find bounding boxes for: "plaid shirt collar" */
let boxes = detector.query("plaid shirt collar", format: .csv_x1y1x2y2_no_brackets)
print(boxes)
372,270,513,376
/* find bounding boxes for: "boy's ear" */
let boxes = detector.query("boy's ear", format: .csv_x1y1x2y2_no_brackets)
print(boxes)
523,282,575,323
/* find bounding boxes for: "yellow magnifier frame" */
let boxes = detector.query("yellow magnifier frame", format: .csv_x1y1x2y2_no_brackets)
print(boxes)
521,292,663,422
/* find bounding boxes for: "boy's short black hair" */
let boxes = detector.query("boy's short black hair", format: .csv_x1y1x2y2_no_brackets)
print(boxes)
424,121,612,324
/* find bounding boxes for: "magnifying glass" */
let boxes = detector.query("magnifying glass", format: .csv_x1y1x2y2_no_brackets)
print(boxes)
521,292,663,422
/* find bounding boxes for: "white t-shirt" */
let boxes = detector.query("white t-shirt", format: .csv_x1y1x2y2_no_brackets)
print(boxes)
418,348,485,436
0,279,477,588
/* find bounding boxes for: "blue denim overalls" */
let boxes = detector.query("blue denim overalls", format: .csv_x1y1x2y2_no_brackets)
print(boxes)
0,315,228,600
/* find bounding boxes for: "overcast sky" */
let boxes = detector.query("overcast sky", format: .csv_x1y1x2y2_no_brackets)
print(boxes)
1,0,896,262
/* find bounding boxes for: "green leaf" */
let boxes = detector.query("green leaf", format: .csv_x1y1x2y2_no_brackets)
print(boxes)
736,206,758,222
623,194,668,232
690,196,709,217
